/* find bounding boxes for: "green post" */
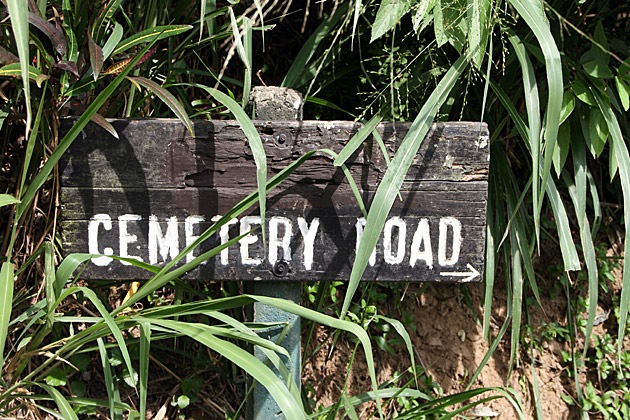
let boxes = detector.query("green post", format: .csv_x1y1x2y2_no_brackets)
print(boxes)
247,87,302,420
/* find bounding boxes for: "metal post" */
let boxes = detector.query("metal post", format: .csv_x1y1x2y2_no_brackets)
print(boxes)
247,86,302,420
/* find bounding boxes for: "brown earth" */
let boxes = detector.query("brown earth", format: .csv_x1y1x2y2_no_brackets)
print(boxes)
302,259,626,420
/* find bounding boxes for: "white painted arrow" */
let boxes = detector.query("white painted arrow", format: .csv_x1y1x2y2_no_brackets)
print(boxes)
439,263,480,282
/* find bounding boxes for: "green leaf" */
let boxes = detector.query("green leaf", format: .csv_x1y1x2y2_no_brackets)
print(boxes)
560,90,576,124
90,113,119,139
341,392,360,420
467,0,489,68
176,395,190,409
433,0,447,47
615,76,630,111
507,30,542,248
97,338,117,419
102,22,123,61
489,79,580,271
88,32,104,81
6,0,31,138
112,25,193,56
55,253,93,296
572,80,596,106
413,0,436,34
196,86,267,244
370,0,411,42
28,12,67,56
507,0,563,235
442,0,468,52
55,287,135,390
92,0,123,44
580,107,608,158
305,96,357,118
0,63,49,87
45,368,68,387
343,55,468,322
44,241,55,327
334,115,382,166
0,194,19,207
29,382,79,420
581,21,611,78
552,121,570,176
61,0,78,61
127,76,193,138
508,234,523,376
139,322,150,420
591,88,630,355
17,40,158,223
0,262,15,368
281,4,347,88
147,319,306,419
583,60,614,79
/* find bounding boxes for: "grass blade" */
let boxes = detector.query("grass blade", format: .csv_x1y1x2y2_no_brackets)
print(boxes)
102,22,123,61
342,54,468,320
16,39,157,222
489,79,580,271
0,195,19,207
341,392,360,420
375,315,417,387
482,187,496,340
44,241,55,328
563,169,598,358
351,0,361,45
97,337,117,419
228,9,251,107
507,30,542,248
198,85,267,243
112,25,193,56
6,0,31,138
29,382,79,420
56,287,135,390
508,233,523,378
139,322,150,420
0,262,15,369
92,0,123,44
281,3,348,88
146,319,306,419
139,293,383,417
592,88,630,353
334,115,382,166
127,76,193,137
506,0,563,236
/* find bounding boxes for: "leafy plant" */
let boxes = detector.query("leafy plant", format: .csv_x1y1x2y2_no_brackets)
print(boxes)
2,0,629,417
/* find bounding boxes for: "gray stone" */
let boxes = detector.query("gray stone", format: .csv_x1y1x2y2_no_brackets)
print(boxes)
249,86,303,120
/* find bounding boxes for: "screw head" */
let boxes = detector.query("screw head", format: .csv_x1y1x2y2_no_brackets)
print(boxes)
272,260,290,277
274,131,293,148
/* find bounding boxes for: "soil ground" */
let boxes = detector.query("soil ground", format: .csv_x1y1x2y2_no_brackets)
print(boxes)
302,250,626,419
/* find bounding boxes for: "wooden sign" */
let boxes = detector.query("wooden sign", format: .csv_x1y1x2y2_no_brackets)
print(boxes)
60,119,489,282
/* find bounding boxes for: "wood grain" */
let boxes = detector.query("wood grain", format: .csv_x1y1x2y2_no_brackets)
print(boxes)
60,119,490,282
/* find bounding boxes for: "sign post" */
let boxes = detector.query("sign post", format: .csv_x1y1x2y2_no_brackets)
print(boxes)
246,87,303,420
60,106,490,418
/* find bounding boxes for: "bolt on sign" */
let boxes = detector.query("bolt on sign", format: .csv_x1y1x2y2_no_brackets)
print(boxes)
60,119,489,282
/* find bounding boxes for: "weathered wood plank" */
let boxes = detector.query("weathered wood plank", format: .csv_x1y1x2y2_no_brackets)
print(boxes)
59,119,489,282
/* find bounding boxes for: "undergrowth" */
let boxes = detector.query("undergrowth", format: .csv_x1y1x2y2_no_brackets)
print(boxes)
0,0,628,418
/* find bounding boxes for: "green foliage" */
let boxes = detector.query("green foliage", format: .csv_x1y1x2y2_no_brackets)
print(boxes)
1,0,629,417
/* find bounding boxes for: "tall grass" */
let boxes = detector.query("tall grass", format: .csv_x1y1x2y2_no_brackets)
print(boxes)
1,0,627,418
